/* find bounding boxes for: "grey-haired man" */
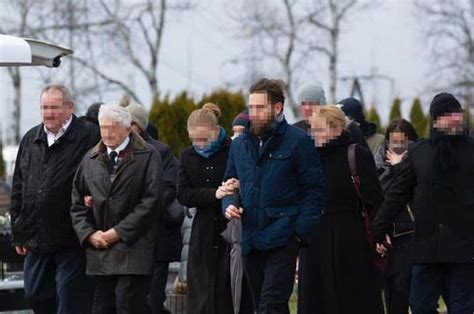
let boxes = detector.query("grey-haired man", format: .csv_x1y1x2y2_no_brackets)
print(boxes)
71,104,163,314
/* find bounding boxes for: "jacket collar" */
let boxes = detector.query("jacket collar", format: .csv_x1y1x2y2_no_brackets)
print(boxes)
243,118,288,163
89,130,149,158
34,114,79,144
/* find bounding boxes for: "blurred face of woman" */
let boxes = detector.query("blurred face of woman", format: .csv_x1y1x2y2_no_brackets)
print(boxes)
188,125,219,149
388,131,408,154
311,118,343,147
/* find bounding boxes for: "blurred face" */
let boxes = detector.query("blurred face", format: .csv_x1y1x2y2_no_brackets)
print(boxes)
311,118,343,147
248,92,283,132
300,102,319,122
232,125,245,138
40,90,74,133
388,131,408,154
188,125,219,149
433,112,464,135
99,117,131,149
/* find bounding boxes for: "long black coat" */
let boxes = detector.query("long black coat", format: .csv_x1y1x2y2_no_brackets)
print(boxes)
71,132,163,275
372,137,474,263
374,145,414,237
298,131,384,314
178,140,233,314
143,132,183,262
10,115,99,252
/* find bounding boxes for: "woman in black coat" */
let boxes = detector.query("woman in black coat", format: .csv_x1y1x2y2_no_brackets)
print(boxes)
298,105,384,314
374,119,418,314
178,103,234,314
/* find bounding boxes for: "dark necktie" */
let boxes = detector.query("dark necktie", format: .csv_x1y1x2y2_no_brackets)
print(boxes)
109,151,118,168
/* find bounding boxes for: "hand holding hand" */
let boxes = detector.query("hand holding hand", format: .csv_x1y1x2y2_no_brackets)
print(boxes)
216,186,234,200
87,231,109,249
225,205,243,219
102,228,120,245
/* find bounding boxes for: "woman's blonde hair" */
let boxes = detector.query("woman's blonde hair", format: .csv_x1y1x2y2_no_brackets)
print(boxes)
310,105,348,130
187,103,221,130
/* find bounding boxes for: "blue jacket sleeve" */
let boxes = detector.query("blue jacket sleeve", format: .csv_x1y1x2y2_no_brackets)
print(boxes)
293,135,325,238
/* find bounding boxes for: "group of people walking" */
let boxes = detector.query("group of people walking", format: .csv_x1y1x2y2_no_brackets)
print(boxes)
7,78,474,314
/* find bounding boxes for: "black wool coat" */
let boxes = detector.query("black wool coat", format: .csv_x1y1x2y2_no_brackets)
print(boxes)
177,139,233,314
298,131,384,314
372,137,474,263
143,132,183,262
10,115,100,252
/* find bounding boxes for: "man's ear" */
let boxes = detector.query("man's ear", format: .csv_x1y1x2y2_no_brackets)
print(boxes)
275,102,284,115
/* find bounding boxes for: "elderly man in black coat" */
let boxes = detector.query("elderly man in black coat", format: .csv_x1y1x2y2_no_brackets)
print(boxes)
71,104,163,314
372,93,474,314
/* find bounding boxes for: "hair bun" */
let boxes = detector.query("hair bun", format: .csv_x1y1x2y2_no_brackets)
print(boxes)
202,102,221,119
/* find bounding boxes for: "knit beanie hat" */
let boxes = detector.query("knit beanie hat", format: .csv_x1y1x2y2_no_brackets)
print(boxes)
429,92,462,121
232,110,250,127
297,83,327,106
339,97,365,124
124,102,149,132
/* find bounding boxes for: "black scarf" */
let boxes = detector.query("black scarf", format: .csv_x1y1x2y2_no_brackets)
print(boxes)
430,127,465,173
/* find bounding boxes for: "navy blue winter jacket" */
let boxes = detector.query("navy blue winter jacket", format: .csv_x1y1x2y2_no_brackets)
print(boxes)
223,119,325,256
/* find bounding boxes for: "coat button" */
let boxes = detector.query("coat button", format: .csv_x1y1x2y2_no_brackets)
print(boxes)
206,179,210,182
37,189,43,194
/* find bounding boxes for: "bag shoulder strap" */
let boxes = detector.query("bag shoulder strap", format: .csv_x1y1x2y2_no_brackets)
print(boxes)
347,143,366,212
348,143,375,246
348,143,358,177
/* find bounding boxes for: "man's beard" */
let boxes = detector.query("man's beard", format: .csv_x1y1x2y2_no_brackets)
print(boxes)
251,119,275,137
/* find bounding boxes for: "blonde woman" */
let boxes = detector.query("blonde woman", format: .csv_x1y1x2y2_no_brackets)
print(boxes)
177,103,252,314
297,105,384,314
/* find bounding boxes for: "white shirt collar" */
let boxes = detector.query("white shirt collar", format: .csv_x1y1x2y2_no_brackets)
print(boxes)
106,136,131,157
44,115,73,147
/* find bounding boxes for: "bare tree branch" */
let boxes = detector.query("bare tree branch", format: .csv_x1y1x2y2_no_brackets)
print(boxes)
71,56,144,105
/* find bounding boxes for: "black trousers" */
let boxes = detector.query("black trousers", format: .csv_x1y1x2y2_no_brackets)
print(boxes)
243,238,299,314
384,235,413,314
148,261,170,314
93,275,151,314
23,248,94,314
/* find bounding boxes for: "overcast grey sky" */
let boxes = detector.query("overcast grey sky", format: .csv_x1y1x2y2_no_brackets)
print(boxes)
1,0,434,139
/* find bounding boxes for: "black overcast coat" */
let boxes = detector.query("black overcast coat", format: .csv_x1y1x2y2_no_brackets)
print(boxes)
10,115,99,252
143,132,183,262
178,139,233,314
298,131,384,314
372,137,474,263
